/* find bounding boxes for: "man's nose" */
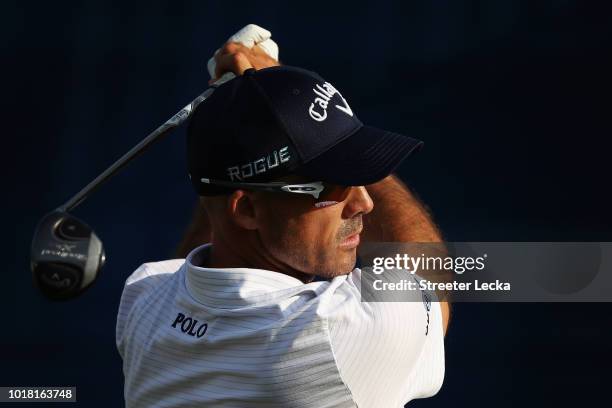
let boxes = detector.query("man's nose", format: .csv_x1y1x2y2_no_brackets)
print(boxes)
342,186,374,218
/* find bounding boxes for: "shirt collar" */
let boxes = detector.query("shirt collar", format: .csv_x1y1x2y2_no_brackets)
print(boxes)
184,243,310,308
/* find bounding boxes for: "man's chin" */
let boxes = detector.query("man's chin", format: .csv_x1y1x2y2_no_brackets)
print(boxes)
317,256,357,279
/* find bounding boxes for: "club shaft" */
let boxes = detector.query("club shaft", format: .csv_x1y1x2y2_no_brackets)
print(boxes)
58,88,214,212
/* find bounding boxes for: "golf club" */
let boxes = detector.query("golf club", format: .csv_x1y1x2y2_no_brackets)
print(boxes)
30,87,216,301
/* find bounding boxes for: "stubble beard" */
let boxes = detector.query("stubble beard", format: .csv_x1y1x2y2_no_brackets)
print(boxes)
284,216,363,279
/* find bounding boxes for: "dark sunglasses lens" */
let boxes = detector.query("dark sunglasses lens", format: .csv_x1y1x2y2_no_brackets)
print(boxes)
315,184,351,206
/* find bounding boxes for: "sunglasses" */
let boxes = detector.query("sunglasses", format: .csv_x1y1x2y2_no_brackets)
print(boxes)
199,177,353,208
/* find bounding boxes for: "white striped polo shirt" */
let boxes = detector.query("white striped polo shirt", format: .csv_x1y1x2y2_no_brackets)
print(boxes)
116,244,444,407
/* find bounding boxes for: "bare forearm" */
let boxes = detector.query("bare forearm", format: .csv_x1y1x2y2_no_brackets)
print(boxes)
361,175,450,334
362,175,442,243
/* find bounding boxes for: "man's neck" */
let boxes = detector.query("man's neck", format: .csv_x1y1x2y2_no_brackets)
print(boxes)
204,238,314,284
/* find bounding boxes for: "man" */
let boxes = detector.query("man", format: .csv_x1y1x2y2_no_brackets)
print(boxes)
117,26,449,408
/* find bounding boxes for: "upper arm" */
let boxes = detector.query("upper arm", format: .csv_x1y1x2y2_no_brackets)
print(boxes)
327,273,445,406
116,260,184,355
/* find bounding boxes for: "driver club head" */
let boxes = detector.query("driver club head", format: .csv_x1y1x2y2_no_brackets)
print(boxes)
30,211,105,301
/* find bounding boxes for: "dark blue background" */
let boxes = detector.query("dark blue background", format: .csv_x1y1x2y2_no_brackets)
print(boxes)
3,1,611,406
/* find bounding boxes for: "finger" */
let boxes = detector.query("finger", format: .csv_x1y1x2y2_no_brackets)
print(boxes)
214,52,253,78
209,43,278,79
221,37,278,61
217,41,250,57
227,24,271,48
208,43,249,79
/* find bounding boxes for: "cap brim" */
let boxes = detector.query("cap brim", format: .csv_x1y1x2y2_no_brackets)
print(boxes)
293,125,423,185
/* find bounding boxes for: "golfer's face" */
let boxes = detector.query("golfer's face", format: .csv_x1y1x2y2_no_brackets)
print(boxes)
253,184,374,279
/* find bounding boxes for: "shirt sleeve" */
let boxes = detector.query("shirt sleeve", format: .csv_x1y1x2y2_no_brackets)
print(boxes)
115,260,185,359
326,268,445,407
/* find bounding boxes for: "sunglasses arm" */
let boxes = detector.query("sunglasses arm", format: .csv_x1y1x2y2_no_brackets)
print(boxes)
200,178,324,199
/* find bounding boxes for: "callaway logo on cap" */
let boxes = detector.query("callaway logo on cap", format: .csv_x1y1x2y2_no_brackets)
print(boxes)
187,65,423,195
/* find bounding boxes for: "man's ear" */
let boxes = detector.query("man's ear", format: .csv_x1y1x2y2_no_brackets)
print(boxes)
226,190,258,230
